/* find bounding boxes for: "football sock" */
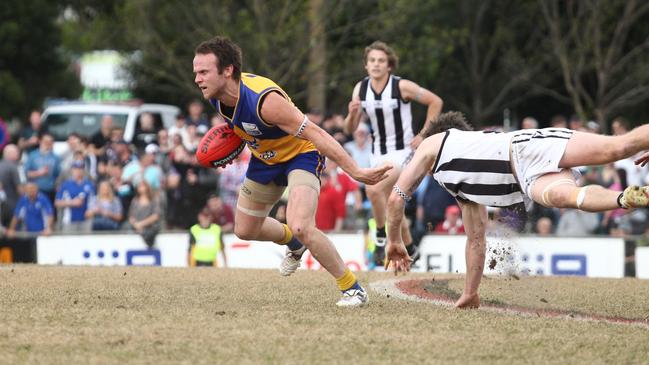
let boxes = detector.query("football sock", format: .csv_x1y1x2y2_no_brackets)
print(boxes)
274,224,304,251
336,268,362,292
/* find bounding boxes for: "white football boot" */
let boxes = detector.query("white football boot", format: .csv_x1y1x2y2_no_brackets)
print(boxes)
279,246,307,276
336,287,369,307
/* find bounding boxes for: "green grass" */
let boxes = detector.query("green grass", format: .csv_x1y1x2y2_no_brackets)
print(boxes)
1,265,648,364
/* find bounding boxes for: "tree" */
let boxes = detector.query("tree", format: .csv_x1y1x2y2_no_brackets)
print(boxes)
0,0,81,121
116,0,317,109
540,0,649,132
307,0,326,114
430,0,552,126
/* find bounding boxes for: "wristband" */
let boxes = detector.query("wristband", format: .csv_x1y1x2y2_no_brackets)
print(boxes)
295,116,309,138
393,184,412,202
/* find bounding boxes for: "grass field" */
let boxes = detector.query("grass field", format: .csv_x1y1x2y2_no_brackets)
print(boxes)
2,265,649,364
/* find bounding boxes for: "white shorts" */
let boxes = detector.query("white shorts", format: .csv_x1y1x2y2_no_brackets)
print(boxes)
370,148,413,169
510,128,581,197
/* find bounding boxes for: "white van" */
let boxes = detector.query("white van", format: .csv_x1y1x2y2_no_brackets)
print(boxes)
41,102,180,155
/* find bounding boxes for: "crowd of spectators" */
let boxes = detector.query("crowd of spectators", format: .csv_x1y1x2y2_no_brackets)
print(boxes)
2,103,648,246
308,111,649,243
0,100,239,244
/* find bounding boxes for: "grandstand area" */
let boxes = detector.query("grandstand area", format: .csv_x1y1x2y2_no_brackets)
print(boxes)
1,266,648,364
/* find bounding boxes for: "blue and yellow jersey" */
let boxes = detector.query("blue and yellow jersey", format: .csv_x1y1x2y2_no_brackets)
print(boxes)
209,73,317,165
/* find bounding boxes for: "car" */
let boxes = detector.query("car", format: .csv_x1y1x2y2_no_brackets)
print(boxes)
41,102,180,155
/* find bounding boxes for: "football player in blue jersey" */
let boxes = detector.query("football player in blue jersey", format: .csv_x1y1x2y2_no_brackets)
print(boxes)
193,36,392,307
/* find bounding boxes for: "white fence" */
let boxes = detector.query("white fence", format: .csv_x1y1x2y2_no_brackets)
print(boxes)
37,233,626,278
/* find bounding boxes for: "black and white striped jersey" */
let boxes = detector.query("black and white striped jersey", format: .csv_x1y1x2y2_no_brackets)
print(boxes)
431,129,523,207
359,75,413,155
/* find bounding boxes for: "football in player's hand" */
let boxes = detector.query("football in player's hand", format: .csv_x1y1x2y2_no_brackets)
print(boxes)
196,124,245,168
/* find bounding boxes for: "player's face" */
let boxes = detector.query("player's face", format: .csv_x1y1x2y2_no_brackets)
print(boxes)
365,49,391,79
193,53,228,100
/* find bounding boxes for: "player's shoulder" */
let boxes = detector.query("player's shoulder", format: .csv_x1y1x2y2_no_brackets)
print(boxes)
241,73,281,93
396,77,418,90
351,80,364,95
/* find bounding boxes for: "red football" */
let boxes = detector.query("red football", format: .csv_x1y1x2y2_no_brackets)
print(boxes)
196,124,246,168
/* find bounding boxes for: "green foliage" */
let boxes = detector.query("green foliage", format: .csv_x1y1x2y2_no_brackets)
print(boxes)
5,0,649,127
429,0,555,125
539,0,649,129
118,0,314,109
0,0,81,121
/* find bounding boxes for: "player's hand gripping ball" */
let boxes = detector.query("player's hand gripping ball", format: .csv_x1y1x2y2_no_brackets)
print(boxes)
196,124,246,168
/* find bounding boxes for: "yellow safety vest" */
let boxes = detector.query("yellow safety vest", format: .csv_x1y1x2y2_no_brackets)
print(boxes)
190,224,222,263
367,218,376,252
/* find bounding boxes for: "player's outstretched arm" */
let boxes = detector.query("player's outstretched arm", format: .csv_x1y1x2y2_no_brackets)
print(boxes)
399,79,443,149
261,91,391,185
455,201,487,309
385,135,441,273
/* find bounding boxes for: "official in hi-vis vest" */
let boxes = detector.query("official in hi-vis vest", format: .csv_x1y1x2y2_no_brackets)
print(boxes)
189,209,227,267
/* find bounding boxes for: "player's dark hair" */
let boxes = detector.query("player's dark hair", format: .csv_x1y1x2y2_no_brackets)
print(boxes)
420,111,474,138
364,41,398,70
195,36,242,81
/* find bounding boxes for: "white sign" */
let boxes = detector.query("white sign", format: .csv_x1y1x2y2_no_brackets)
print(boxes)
37,233,189,267
636,247,649,279
80,50,131,89
411,235,624,278
36,232,624,277
223,233,367,272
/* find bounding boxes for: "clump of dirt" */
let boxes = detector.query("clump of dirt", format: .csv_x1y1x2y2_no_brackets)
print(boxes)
485,221,527,277
487,245,515,271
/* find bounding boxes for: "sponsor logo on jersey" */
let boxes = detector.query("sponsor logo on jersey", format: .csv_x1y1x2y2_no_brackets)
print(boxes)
242,122,263,136
259,150,276,160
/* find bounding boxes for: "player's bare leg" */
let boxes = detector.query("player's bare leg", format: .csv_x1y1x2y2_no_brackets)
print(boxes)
234,195,285,242
286,184,346,277
560,126,649,168
530,169,646,212
365,162,397,227
235,192,307,276
287,183,368,306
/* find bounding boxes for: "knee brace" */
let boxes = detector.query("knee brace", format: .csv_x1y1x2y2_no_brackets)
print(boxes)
571,186,589,210
541,179,576,207
236,200,272,218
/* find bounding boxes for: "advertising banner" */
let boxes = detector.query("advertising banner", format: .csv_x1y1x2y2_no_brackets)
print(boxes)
37,233,188,267
36,232,623,277
412,235,625,278
636,247,649,279
223,233,368,272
